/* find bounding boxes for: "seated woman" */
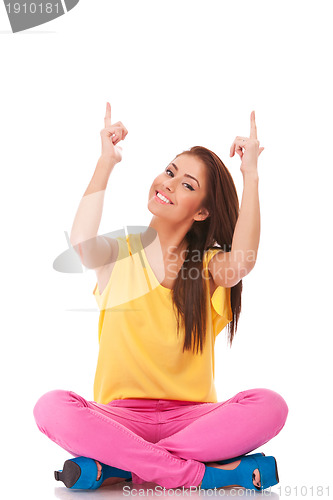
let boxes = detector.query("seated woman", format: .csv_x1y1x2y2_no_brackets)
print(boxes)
33,103,288,492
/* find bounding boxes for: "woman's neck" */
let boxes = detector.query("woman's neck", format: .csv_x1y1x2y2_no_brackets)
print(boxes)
141,219,189,260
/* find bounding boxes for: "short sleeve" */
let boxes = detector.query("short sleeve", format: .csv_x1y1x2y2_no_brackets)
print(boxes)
204,248,233,335
92,233,159,312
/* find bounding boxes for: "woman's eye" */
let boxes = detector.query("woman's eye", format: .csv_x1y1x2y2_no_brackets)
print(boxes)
165,169,194,191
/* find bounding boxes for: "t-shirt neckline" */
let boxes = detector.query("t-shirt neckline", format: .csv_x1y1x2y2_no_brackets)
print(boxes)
136,232,172,293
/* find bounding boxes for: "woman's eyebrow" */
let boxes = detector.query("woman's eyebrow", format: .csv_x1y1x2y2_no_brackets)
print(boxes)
170,163,200,188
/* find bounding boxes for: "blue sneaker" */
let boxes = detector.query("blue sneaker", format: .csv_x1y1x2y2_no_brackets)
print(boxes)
200,454,279,491
54,456,132,490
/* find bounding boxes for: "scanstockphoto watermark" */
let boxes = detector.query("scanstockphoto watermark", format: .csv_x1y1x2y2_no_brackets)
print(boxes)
122,485,262,496
54,225,254,312
122,484,331,497
3,0,80,33
53,225,255,283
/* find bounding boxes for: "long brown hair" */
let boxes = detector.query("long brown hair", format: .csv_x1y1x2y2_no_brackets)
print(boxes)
171,146,242,355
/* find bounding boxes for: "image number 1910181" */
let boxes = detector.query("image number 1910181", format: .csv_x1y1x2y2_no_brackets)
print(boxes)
3,0,80,33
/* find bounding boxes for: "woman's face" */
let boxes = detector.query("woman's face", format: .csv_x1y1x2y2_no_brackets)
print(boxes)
148,154,210,223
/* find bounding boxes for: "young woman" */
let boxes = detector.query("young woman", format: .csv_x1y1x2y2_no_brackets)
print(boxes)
33,103,288,492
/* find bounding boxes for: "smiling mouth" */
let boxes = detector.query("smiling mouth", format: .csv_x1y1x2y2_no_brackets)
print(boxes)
154,191,174,204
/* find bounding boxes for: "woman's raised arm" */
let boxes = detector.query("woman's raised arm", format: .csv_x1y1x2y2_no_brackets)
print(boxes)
209,111,263,288
69,102,128,270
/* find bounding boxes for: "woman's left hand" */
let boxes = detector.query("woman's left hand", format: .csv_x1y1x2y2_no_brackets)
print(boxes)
229,111,264,175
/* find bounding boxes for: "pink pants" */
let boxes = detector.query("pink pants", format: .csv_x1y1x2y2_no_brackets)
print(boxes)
33,388,288,489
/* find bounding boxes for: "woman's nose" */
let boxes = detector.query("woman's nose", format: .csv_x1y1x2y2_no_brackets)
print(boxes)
162,181,174,192
161,185,172,194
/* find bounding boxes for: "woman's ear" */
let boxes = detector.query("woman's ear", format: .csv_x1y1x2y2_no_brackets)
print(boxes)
194,207,210,222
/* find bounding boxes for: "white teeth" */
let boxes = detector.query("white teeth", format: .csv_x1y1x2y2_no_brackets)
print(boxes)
157,192,171,203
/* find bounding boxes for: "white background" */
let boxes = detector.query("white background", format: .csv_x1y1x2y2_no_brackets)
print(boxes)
1,0,332,498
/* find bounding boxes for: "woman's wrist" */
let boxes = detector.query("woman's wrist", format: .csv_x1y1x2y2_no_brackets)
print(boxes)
242,169,259,183
98,155,118,170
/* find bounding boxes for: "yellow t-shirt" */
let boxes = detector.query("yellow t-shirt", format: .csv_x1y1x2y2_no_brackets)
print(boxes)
92,231,232,404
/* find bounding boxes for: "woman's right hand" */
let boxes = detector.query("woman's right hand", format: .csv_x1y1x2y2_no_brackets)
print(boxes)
100,102,128,165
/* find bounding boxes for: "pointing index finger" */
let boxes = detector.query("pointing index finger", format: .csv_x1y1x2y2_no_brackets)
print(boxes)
250,110,257,140
104,102,111,128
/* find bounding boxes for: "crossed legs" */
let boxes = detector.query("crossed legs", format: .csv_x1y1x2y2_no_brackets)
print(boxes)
33,388,288,489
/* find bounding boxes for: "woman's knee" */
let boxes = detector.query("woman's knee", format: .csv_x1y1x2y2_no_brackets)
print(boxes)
33,389,84,431
256,388,289,428
33,390,66,427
